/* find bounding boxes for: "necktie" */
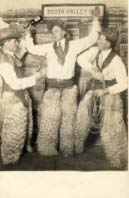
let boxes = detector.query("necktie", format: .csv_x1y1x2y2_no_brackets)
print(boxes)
57,42,65,65
98,52,103,68
95,51,101,72
53,39,69,66
58,42,64,53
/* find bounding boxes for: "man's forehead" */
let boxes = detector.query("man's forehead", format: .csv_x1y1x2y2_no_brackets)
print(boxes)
52,25,64,31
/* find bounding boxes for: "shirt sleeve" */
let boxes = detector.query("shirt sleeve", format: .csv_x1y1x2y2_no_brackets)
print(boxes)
73,18,100,54
24,34,50,56
108,56,128,95
77,47,99,72
0,62,37,90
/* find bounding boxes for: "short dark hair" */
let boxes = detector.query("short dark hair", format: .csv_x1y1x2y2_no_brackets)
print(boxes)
101,28,119,48
47,20,67,32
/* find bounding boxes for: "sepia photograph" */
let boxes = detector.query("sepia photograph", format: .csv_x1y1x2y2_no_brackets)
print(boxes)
0,0,128,176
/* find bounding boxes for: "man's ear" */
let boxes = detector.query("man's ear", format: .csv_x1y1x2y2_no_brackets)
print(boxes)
63,30,66,36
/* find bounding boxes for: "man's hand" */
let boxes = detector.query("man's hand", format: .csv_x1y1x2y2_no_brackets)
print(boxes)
90,70,104,80
34,72,42,81
93,88,109,97
40,68,47,78
25,27,31,36
93,8,100,18
23,24,31,38
34,68,47,81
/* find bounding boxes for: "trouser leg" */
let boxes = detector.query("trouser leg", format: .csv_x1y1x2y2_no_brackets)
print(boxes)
100,95,128,168
37,88,61,156
1,102,28,164
74,91,93,154
60,85,78,157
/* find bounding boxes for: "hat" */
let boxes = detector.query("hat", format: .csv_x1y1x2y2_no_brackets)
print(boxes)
102,28,119,47
47,20,67,32
0,22,25,44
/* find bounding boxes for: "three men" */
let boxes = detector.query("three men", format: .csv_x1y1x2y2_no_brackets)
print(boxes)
24,17,101,157
0,16,127,169
75,28,128,168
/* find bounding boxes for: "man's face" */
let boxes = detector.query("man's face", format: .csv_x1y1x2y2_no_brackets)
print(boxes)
97,34,110,51
52,25,66,42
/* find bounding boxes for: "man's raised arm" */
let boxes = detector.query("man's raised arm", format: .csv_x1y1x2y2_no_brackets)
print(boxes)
73,17,101,54
24,31,50,56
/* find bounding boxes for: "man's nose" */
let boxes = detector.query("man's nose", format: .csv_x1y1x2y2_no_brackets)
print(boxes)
15,40,18,45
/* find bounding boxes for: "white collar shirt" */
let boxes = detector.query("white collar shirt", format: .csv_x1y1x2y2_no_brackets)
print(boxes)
77,47,128,95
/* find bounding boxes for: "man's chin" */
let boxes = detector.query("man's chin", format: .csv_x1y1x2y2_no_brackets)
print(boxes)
55,38,64,42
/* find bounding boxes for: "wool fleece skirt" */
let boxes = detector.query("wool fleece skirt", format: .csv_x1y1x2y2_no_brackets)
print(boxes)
75,92,128,168
37,85,78,157
0,93,32,165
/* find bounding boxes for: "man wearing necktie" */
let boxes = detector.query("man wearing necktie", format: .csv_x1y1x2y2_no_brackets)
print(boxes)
76,28,128,168
24,17,101,157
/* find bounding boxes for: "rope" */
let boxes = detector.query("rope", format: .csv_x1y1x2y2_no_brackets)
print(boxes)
88,75,106,135
88,95,102,134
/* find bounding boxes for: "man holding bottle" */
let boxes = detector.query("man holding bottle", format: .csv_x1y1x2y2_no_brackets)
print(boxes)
24,16,101,157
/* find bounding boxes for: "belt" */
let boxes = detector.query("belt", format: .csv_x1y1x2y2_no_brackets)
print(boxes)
88,79,116,90
47,78,74,89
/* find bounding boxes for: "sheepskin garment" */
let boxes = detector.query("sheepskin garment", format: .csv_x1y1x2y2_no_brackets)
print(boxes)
0,51,33,164
37,85,78,157
75,91,128,168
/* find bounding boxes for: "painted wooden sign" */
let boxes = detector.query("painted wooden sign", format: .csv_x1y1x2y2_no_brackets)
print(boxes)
42,4,105,18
